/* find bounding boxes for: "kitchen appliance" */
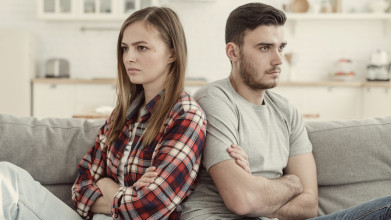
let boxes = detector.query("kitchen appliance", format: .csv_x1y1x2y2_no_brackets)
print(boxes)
330,58,355,81
45,58,70,78
368,0,389,13
367,50,390,81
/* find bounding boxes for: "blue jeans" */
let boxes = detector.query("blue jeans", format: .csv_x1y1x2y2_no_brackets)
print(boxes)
235,196,391,220
0,162,83,220
310,196,391,220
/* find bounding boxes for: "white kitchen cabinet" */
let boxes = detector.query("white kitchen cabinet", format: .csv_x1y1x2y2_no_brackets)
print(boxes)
37,0,158,20
32,78,206,118
273,86,362,121
72,84,117,114
33,80,116,118
37,0,77,19
33,83,74,118
0,30,36,117
362,87,391,118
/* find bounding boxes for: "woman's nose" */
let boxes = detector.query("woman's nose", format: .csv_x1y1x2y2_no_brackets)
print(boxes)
124,50,136,63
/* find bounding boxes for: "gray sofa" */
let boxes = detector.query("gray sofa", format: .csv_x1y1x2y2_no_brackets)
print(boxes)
1,114,391,217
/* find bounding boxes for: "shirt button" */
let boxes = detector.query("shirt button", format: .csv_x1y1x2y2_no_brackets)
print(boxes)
116,153,120,158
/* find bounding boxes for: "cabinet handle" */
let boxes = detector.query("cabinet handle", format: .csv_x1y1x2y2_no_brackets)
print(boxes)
302,113,320,119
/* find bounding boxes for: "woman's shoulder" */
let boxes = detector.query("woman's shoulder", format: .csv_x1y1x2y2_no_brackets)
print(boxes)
171,92,206,118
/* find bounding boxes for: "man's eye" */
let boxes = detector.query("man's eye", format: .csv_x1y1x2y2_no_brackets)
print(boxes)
260,46,269,51
138,46,147,51
279,45,286,52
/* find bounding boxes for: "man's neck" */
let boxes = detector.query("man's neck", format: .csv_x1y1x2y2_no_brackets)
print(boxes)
229,73,265,105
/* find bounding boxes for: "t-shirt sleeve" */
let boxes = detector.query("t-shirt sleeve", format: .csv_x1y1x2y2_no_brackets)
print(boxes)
196,94,239,171
288,103,313,156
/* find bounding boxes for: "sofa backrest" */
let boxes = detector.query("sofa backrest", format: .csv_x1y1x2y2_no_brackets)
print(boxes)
307,116,391,215
1,114,391,216
0,114,103,208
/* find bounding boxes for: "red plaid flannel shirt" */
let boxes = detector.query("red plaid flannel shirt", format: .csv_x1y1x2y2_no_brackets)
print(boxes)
71,92,206,219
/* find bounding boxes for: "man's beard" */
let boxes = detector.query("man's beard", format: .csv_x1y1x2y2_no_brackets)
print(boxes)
239,54,280,91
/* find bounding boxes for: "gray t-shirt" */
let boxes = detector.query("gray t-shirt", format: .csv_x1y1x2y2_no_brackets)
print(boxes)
181,78,312,220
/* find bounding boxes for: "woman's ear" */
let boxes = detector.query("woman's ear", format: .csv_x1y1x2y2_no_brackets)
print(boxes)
168,49,176,64
226,42,239,62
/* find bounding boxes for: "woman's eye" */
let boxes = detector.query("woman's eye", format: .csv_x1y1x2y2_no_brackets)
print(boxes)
138,46,147,51
121,46,128,52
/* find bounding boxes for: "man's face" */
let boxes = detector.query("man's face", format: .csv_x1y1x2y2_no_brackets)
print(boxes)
238,25,286,91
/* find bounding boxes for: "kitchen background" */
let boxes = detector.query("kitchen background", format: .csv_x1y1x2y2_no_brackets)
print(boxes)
1,0,391,120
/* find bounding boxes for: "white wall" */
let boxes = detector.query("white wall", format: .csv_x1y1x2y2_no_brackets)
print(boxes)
1,0,390,82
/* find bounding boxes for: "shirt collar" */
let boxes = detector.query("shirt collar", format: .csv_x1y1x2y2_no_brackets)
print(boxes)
126,90,164,121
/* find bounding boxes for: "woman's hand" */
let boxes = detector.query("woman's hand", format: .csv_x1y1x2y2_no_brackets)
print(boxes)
227,144,251,174
133,166,158,188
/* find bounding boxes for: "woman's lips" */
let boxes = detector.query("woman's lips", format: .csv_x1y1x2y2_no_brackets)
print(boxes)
127,68,140,74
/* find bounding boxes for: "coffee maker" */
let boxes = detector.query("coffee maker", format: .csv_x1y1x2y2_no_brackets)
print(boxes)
367,49,390,81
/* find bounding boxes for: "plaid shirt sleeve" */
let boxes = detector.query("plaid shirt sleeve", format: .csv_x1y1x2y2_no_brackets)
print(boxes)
112,103,207,219
71,119,110,219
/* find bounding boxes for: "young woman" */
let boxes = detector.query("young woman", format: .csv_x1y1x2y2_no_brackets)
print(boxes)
0,6,206,220
71,6,206,219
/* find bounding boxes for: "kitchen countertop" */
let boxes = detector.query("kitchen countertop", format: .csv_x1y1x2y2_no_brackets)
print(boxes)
279,81,391,88
32,78,391,88
32,78,208,87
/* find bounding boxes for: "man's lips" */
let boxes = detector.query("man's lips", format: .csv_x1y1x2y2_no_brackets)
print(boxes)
267,67,281,75
267,70,280,75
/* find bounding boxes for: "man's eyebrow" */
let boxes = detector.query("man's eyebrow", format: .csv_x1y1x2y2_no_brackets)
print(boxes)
256,42,288,47
256,42,274,46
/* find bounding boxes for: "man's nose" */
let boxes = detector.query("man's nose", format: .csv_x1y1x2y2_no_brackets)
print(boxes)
271,50,283,66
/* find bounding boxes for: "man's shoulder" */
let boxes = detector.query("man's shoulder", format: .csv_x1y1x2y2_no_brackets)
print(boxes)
194,78,232,99
266,89,290,105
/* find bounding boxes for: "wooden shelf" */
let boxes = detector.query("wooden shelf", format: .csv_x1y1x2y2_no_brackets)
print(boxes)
286,13,391,20
279,81,391,88
32,78,208,87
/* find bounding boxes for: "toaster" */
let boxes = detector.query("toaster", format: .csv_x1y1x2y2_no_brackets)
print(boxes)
45,58,70,78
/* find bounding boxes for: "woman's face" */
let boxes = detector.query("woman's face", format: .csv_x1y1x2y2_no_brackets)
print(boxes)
121,21,174,90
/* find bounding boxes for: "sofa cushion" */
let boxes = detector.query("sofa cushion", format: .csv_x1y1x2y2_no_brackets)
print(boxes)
0,114,104,185
306,117,391,215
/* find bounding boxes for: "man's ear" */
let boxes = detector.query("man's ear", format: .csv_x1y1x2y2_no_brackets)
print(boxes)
226,42,239,62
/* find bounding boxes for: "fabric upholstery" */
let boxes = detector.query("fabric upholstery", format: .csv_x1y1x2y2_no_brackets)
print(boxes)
307,117,391,215
0,114,103,207
1,114,391,215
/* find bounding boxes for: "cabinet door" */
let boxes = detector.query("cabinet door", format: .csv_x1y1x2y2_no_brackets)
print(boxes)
33,84,74,118
73,84,117,114
119,0,159,19
79,0,116,19
273,87,362,121
362,87,391,118
37,0,77,19
305,87,362,121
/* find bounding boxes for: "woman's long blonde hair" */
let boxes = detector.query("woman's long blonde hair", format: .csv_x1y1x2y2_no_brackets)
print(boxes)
107,7,187,146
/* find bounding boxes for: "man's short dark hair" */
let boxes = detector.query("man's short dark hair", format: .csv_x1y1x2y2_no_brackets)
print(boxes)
225,3,286,46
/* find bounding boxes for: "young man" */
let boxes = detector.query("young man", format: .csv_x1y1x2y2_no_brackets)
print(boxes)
181,3,391,220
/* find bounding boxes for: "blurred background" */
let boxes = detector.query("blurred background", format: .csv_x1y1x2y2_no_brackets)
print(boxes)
1,0,391,121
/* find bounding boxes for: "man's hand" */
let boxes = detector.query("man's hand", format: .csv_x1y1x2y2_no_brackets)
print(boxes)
267,153,318,220
227,144,251,173
133,166,158,188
